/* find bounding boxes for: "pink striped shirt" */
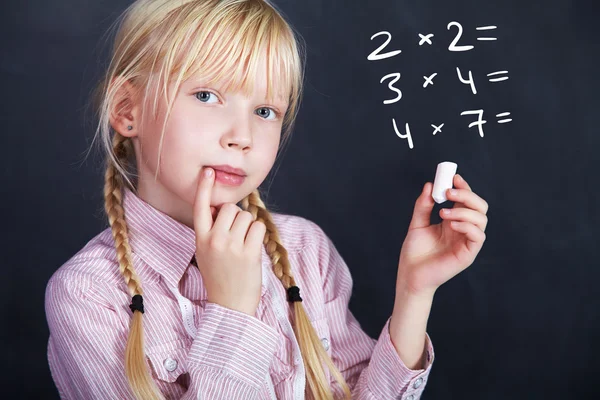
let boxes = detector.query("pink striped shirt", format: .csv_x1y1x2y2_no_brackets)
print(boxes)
45,187,435,399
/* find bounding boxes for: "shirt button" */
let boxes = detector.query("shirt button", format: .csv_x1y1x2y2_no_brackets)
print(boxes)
163,357,178,372
413,377,423,389
294,355,301,365
405,395,414,400
321,337,330,351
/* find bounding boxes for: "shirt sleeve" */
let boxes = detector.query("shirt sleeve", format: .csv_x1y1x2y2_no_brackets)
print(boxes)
308,221,435,400
45,273,279,400
184,301,280,398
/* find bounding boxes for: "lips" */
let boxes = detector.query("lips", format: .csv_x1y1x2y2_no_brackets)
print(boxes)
213,170,246,186
206,164,247,177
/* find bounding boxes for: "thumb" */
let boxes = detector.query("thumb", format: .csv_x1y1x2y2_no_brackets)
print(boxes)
408,182,435,231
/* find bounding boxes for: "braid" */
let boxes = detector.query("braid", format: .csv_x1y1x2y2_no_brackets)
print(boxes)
104,132,165,400
104,134,142,295
241,191,351,400
240,192,295,289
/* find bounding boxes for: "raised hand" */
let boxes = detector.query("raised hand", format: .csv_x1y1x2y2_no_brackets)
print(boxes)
396,174,489,297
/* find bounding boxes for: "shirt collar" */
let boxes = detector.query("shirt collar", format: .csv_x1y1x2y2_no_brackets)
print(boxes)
123,186,198,290
122,186,269,298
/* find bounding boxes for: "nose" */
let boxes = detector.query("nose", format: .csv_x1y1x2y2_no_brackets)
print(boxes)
221,114,253,152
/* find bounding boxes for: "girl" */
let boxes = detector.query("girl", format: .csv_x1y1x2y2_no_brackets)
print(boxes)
44,0,489,399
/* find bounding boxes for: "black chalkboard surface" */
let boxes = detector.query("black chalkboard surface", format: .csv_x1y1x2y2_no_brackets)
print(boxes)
282,1,599,398
2,0,598,398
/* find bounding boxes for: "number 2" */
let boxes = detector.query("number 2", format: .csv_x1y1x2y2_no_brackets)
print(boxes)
367,31,402,60
447,21,474,52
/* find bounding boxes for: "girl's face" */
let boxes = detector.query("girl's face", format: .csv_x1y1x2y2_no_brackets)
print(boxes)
124,57,289,229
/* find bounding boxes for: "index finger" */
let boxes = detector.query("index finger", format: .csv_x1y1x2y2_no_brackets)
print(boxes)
451,174,488,214
193,167,215,235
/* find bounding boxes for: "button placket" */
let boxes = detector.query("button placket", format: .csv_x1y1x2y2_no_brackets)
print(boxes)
168,286,196,339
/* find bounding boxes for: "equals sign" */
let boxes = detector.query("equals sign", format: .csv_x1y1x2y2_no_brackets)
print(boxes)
496,112,512,123
476,25,497,41
487,70,509,82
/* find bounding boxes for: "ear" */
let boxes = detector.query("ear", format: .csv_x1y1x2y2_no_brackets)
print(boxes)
108,77,142,138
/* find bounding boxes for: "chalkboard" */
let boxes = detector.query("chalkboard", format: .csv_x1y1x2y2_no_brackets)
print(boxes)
2,0,598,398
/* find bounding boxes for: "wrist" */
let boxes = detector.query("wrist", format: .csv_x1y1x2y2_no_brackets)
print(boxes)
395,262,438,300
395,280,436,303
392,287,434,324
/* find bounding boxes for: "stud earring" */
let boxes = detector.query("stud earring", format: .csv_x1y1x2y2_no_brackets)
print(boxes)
127,125,133,131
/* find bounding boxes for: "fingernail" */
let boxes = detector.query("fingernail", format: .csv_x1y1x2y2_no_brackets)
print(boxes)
205,168,213,177
456,174,462,181
449,189,457,196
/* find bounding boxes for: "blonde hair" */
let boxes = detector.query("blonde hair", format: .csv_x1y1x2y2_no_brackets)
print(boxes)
88,0,351,399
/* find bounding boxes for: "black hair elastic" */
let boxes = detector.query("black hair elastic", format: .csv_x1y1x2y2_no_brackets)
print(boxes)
287,285,302,303
130,294,145,314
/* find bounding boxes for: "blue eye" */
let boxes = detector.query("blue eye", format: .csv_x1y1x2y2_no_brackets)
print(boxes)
194,90,279,120
256,107,278,121
195,90,218,103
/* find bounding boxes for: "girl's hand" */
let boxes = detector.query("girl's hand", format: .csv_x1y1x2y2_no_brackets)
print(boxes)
192,167,267,316
396,174,489,298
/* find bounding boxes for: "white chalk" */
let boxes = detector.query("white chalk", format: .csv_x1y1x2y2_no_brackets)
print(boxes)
432,161,458,204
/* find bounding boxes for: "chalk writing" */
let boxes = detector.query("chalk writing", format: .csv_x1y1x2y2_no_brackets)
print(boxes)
367,21,512,148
